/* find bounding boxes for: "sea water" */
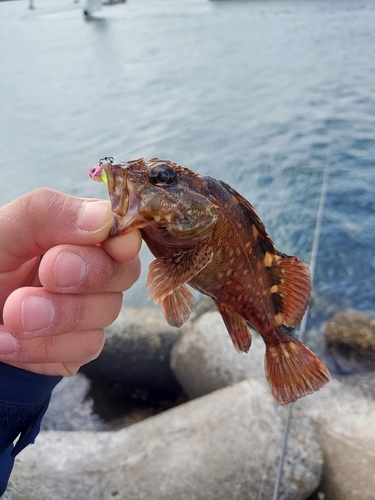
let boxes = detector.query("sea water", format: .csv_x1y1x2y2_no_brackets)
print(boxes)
1,0,374,332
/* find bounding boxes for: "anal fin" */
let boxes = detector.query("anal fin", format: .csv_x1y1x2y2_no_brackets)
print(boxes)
264,338,331,405
160,285,194,327
216,303,252,353
147,241,213,303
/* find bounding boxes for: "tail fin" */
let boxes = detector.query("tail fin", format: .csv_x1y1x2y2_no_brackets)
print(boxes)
264,339,331,405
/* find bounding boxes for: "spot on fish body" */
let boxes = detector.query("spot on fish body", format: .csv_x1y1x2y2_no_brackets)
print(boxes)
264,252,273,267
275,313,284,325
281,344,291,359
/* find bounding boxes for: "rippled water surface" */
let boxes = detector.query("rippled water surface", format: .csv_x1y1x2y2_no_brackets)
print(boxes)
1,0,375,332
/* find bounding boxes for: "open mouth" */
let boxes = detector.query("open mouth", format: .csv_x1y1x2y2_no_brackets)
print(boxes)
103,162,148,236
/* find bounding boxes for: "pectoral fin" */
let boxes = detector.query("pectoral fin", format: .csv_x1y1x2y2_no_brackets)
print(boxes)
147,241,213,303
216,303,252,353
160,285,194,327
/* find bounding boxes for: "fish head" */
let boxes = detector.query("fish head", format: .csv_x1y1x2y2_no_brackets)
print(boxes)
90,158,219,246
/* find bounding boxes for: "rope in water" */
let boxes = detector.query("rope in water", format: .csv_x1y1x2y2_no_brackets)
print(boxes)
271,131,332,500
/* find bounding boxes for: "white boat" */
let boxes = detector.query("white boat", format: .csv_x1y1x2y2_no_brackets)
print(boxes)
83,0,102,17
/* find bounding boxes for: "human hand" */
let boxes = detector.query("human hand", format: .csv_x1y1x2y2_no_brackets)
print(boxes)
0,189,141,376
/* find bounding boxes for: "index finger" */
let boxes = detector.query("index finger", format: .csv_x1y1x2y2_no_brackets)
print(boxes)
0,188,114,272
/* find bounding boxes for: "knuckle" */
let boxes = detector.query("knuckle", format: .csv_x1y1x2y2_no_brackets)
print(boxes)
58,294,86,332
28,189,79,231
102,257,122,288
28,188,63,215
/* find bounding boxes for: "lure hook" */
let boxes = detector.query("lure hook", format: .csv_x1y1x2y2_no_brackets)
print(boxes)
99,156,114,165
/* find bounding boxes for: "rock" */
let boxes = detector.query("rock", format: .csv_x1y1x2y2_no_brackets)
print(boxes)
41,372,107,431
190,295,217,320
6,380,322,500
170,310,375,498
80,306,185,395
335,371,375,401
171,311,267,399
299,379,375,500
41,306,190,429
324,311,375,373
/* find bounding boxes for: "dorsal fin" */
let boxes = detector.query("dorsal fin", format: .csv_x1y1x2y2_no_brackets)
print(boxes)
218,180,276,253
265,253,311,327
218,180,311,328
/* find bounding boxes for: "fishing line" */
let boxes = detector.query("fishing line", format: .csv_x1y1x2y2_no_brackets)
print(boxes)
104,100,332,499
270,123,333,500
256,404,284,500
254,118,333,500
111,108,241,161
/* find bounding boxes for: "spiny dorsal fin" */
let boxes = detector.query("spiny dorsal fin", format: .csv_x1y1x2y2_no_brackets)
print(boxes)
218,180,276,253
265,253,311,328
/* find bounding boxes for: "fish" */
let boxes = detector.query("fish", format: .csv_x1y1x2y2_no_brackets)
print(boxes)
89,157,331,405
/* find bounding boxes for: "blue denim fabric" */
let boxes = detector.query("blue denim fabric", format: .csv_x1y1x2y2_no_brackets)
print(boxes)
0,362,61,495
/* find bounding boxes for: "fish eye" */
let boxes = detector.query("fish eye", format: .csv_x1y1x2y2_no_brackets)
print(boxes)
148,164,176,186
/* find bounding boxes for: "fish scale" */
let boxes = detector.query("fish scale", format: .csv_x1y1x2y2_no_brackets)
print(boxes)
188,181,276,333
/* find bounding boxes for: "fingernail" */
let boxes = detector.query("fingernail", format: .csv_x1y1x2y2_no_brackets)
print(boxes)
54,252,87,288
0,332,18,355
78,200,113,232
21,296,55,334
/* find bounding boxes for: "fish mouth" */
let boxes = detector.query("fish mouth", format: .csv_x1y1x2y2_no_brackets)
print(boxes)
103,163,130,217
103,162,146,236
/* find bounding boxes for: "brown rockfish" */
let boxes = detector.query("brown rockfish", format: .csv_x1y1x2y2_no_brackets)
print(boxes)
89,157,330,405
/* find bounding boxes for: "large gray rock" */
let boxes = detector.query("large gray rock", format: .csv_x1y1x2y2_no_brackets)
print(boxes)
42,372,106,431
171,311,267,398
299,379,375,500
324,311,375,373
172,311,375,499
6,380,321,500
80,306,184,394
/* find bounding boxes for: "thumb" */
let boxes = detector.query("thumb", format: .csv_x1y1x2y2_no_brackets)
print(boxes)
0,188,114,272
